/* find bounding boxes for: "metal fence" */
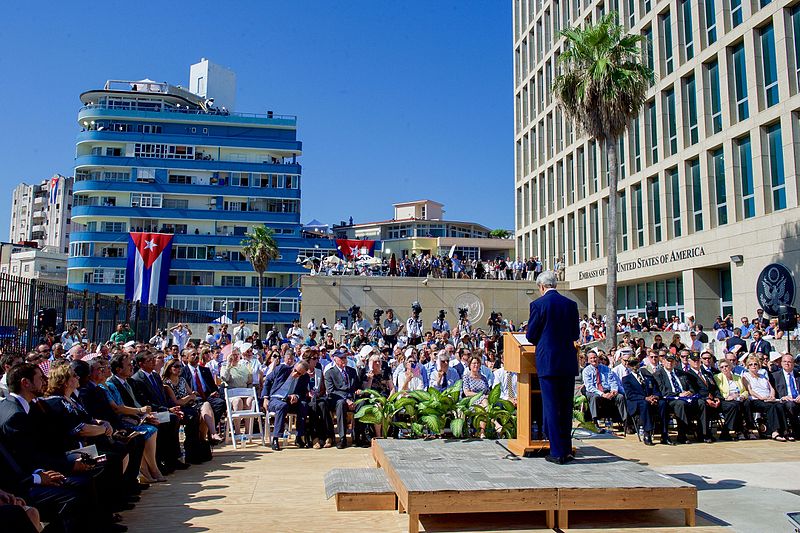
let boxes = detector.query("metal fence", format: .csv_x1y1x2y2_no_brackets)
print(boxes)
0,273,217,354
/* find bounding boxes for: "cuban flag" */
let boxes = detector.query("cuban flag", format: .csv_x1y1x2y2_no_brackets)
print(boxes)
125,232,174,306
49,176,60,204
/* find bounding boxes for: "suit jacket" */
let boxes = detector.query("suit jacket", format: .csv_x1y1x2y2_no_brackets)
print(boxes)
0,396,71,474
621,371,662,403
130,369,169,410
726,336,747,352
525,290,579,378
106,375,138,408
684,368,722,400
772,368,800,398
749,339,773,355
323,364,359,401
653,367,692,398
262,365,309,400
181,364,219,398
78,381,119,426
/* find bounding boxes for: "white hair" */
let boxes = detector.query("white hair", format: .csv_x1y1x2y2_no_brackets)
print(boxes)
536,270,558,288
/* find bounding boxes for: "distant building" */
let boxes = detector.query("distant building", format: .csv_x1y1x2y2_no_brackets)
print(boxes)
9,175,73,253
333,199,513,260
5,248,68,282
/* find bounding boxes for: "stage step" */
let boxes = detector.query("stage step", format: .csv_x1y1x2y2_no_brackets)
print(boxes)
324,468,397,512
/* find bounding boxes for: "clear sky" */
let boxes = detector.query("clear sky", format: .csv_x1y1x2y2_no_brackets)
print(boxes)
0,1,513,234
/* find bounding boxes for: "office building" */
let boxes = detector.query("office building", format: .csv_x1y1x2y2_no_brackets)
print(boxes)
67,59,333,329
513,0,800,323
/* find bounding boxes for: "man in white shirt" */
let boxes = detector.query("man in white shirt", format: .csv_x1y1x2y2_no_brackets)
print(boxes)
169,323,192,352
232,320,252,343
493,365,518,405
332,319,346,344
287,321,305,347
307,318,317,332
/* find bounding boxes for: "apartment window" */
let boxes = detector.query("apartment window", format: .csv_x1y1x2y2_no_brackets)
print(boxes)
708,60,722,133
619,189,629,251
648,176,662,242
689,158,703,231
130,193,162,208
731,0,742,27
681,0,694,60
221,276,246,287
662,11,674,75
711,147,727,225
737,136,755,219
665,89,677,155
632,116,641,172
705,0,717,44
793,6,800,88
760,25,779,107
732,42,749,121
669,167,682,237
633,183,644,247
647,101,658,163
113,269,126,284
766,123,786,211
684,74,698,145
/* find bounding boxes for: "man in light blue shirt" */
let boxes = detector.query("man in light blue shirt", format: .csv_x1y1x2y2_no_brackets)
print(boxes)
582,351,627,424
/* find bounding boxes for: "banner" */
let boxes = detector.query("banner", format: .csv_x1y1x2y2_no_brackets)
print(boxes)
125,232,174,306
336,239,376,259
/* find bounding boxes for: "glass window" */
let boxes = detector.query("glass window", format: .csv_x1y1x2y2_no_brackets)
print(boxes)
689,158,703,231
633,183,644,247
662,11,674,75
760,25,778,107
618,136,626,180
682,0,694,60
705,0,716,44
712,147,727,226
590,203,600,259
632,116,641,173
649,176,662,242
665,88,677,155
766,123,786,211
793,6,800,88
731,0,742,27
737,136,755,219
732,42,749,121
708,60,722,133
669,167,682,237
648,101,658,163
684,75,698,145
760,0,772,7
619,190,629,251
643,27,654,72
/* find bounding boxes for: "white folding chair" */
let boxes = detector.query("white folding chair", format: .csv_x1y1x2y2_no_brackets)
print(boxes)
225,387,266,449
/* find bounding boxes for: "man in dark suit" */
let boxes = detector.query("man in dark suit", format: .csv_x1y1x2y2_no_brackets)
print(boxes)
653,355,702,443
773,353,800,439
748,329,772,356
725,328,747,353
181,351,226,422
525,271,579,464
263,361,310,450
324,351,360,449
620,354,669,446
683,353,734,442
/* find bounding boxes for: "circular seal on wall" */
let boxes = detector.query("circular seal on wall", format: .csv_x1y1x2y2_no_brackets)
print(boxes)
756,263,795,316
453,292,484,323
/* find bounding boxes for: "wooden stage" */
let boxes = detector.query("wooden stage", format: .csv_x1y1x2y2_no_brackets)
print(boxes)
336,438,698,532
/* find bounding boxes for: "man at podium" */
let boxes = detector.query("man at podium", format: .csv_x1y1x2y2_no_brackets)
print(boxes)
525,271,580,464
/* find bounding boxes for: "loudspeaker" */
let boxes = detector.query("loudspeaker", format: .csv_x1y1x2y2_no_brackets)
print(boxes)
645,300,659,319
779,305,797,332
37,308,57,334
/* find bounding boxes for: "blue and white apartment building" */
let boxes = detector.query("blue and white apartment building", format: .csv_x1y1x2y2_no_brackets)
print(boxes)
67,59,333,329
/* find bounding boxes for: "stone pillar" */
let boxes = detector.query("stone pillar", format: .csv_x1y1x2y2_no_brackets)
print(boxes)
587,284,607,317
682,268,721,326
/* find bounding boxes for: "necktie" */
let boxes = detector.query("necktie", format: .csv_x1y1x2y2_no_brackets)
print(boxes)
635,371,644,386
596,368,602,390
789,374,798,397
697,371,706,386
341,367,349,389
122,379,142,408
506,371,515,399
670,371,681,393
194,369,206,399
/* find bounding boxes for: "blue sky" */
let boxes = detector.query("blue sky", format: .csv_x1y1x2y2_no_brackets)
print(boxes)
0,1,513,233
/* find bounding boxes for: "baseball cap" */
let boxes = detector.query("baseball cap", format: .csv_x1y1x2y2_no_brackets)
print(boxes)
333,349,348,359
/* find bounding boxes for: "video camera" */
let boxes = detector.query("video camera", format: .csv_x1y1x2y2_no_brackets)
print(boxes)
437,309,446,321
488,311,500,327
348,305,361,320
458,307,468,320
373,308,384,322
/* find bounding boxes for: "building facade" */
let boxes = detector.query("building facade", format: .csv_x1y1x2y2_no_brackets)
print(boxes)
67,60,334,329
10,175,73,252
333,200,514,260
513,0,800,324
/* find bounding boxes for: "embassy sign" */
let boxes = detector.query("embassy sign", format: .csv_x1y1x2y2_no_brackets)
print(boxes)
578,246,706,280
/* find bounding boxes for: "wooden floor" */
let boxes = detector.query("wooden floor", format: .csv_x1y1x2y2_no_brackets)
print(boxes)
120,434,796,532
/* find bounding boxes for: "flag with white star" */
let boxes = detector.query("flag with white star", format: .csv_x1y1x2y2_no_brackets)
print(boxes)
124,232,174,305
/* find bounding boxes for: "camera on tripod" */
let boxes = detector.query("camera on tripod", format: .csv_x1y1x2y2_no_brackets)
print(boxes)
437,309,446,321
373,308,384,322
348,305,361,321
458,307,468,320
488,311,500,327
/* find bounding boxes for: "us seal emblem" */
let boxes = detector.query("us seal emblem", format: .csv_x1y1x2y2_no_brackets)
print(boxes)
756,263,795,316
453,292,484,323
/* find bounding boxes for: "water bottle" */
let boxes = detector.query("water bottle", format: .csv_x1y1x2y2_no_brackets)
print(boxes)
638,426,644,440
532,421,538,439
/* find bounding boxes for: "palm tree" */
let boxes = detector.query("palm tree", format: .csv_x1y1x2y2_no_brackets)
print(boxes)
490,229,511,239
553,13,652,351
241,226,280,336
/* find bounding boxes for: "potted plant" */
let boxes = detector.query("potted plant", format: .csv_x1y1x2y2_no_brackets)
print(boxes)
469,384,518,439
354,390,422,438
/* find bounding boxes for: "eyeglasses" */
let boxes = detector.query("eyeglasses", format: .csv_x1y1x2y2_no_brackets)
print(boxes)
748,363,760,367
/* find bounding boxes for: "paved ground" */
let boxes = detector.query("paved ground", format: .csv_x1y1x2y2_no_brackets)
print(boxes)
122,434,800,532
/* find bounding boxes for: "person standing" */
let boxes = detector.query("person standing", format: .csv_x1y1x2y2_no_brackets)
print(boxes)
525,271,579,465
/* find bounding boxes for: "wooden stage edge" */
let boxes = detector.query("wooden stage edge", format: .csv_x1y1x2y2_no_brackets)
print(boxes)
370,439,697,533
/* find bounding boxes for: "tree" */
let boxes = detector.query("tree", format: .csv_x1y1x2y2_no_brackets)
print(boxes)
240,226,280,336
490,229,511,239
553,13,652,351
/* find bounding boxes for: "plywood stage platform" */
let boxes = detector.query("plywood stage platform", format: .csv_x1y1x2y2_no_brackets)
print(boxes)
364,438,697,532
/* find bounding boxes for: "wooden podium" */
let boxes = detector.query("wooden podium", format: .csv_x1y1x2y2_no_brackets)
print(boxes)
503,332,548,456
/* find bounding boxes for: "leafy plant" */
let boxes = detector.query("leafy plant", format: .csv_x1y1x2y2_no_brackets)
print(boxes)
469,385,518,439
409,381,474,438
354,390,420,437
573,394,600,433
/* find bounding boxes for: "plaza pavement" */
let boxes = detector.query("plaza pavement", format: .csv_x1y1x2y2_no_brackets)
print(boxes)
122,435,800,532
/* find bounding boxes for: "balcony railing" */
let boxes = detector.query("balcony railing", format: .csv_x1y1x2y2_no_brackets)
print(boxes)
80,102,296,123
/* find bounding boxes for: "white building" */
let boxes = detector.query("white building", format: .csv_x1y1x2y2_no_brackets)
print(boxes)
513,0,800,325
9,175,74,253
5,248,68,282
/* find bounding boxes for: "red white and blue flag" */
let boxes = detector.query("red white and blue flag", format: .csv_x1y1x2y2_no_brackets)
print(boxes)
49,176,60,204
125,233,174,306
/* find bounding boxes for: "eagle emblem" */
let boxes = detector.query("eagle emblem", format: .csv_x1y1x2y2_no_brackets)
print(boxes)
757,264,795,315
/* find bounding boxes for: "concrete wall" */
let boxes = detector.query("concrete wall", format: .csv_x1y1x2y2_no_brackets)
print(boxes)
300,275,588,330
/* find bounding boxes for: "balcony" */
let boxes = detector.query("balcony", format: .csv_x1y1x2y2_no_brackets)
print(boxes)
72,179,301,199
78,103,297,129
74,155,301,174
70,205,300,225
76,130,302,152
32,196,46,207
31,210,45,220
